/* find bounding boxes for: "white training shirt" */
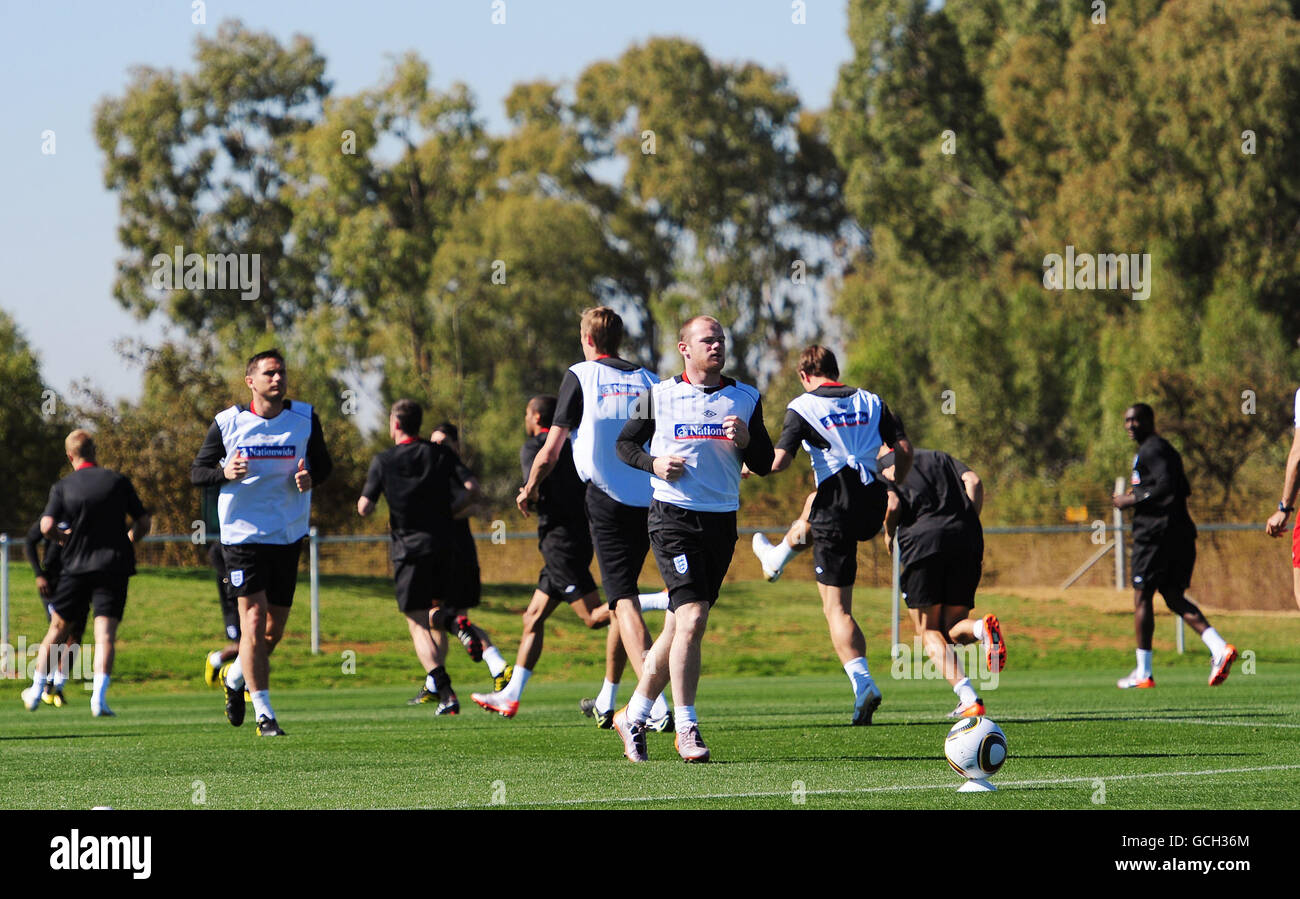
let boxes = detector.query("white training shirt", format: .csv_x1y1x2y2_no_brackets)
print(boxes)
786,388,887,487
648,376,760,512
567,359,659,507
214,401,315,545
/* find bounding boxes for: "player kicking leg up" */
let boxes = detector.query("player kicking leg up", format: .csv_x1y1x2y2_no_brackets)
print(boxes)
751,491,816,582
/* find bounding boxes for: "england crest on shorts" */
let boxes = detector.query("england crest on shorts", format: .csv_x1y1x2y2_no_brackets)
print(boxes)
673,554,689,574
230,569,244,588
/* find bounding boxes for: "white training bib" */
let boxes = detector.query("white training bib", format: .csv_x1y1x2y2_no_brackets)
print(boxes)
569,360,659,507
215,401,315,545
648,376,759,513
786,389,885,487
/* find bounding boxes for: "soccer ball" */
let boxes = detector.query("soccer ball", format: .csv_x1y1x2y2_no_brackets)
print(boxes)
944,716,1007,780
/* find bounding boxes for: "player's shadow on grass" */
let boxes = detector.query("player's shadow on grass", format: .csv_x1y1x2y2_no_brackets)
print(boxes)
0,733,145,741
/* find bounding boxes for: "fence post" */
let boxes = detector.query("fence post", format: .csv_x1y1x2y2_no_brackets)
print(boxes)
0,533,9,676
1113,477,1125,591
309,527,320,656
890,539,901,658
1176,612,1185,654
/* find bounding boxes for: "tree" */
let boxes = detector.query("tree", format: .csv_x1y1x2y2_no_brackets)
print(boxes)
0,311,70,535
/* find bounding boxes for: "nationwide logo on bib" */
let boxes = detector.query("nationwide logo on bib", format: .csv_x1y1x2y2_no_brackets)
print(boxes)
598,383,646,399
818,411,871,429
674,423,728,440
237,445,297,459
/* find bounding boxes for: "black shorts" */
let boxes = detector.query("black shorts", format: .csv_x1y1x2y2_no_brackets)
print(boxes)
40,577,87,634
221,540,304,607
394,552,457,613
442,526,481,610
209,542,240,641
648,501,737,611
538,523,598,603
586,483,651,608
901,550,983,609
1131,537,1195,593
50,573,129,622
809,479,888,586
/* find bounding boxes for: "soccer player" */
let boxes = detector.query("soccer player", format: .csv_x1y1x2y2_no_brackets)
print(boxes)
1263,385,1300,610
515,307,673,730
880,447,1005,717
749,346,913,725
190,349,333,737
24,518,82,706
471,395,615,717
611,314,775,762
23,430,151,716
429,423,512,691
199,485,241,688
1113,403,1236,688
359,400,474,714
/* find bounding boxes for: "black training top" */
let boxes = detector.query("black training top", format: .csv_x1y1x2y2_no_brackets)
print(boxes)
361,439,469,559
520,430,587,531
894,449,983,566
41,465,148,577
25,519,63,580
553,357,646,429
1129,434,1196,543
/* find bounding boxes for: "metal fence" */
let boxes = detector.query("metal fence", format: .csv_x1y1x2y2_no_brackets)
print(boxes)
5,515,1273,669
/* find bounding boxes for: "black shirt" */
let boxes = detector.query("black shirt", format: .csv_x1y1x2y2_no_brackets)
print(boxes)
361,440,467,560
190,400,334,488
553,357,645,430
42,465,148,577
1130,434,1196,544
25,520,63,580
520,430,587,531
894,449,983,566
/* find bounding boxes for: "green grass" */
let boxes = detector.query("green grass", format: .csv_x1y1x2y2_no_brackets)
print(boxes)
1,566,1298,809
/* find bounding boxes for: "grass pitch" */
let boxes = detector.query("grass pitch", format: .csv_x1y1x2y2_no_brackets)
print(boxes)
1,567,1298,809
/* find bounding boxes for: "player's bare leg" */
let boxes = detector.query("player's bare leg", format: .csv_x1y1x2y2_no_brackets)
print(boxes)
517,590,563,670
819,583,865,663
611,597,673,727
23,613,72,711
948,606,1005,674
233,591,284,733
752,492,815,581
88,615,119,716
1118,587,1159,688
913,604,985,717
405,610,456,708
1161,587,1236,685
1293,568,1300,612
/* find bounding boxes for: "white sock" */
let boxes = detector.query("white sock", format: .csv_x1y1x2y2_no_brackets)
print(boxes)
31,670,49,692
767,537,797,573
954,677,979,706
627,691,655,725
502,666,531,700
971,618,986,641
1201,627,1227,659
676,704,698,732
251,690,274,721
92,673,110,706
207,650,224,668
638,590,670,611
649,692,670,720
424,672,439,693
595,679,619,714
1136,649,1153,678
52,669,67,689
844,656,871,683
225,656,245,690
483,645,507,678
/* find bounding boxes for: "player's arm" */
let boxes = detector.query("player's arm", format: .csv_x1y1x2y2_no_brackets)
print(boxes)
1266,425,1300,536
123,479,151,543
448,451,480,518
296,412,333,492
879,404,913,484
617,390,685,481
961,470,984,517
24,521,46,577
40,482,69,545
357,457,383,517
517,425,572,515
770,408,807,474
737,397,775,476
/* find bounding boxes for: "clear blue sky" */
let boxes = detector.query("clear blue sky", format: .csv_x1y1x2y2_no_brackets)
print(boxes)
0,0,851,401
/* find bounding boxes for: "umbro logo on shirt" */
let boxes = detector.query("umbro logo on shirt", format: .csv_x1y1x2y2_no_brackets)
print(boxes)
702,409,717,418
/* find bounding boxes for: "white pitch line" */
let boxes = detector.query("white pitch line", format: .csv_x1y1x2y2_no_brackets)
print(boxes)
1141,717,1300,729
516,763,1300,807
